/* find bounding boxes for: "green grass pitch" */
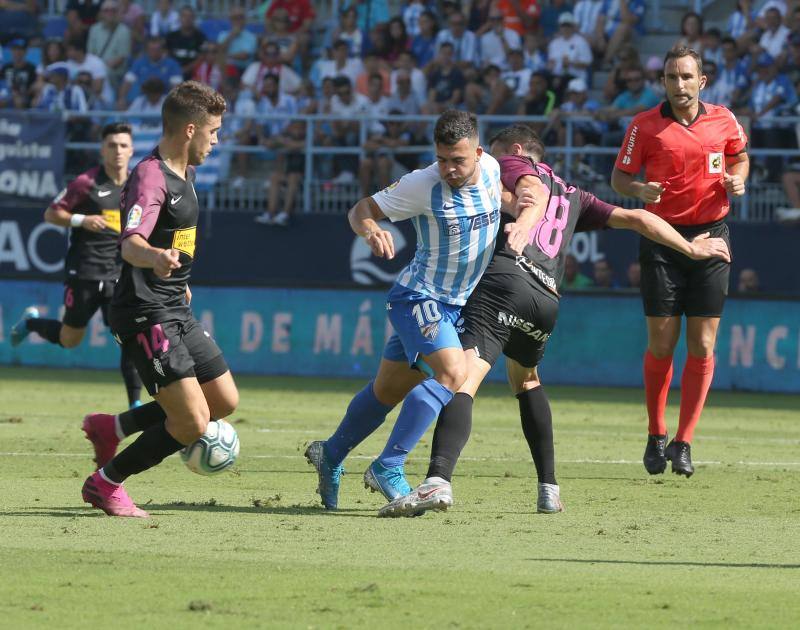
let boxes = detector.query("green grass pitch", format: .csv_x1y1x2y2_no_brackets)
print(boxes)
1,366,799,629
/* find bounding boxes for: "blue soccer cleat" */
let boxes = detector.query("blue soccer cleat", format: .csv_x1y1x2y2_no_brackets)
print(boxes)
305,440,344,510
130,400,143,409
10,306,39,347
364,460,412,502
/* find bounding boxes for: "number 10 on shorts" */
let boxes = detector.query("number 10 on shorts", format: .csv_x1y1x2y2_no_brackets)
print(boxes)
412,300,442,326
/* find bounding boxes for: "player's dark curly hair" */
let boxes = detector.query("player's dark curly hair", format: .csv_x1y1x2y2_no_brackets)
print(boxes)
162,80,227,135
101,122,133,139
433,110,479,146
488,124,545,162
664,46,703,76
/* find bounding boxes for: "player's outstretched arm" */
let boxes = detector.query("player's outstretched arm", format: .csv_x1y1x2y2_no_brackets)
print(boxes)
611,168,664,204
121,234,182,278
607,208,731,262
348,197,395,259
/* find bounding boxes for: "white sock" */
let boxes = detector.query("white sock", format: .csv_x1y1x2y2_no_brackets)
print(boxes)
98,467,122,486
113,415,125,440
424,476,449,485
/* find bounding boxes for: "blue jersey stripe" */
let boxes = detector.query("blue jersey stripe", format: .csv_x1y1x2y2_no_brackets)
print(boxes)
449,184,482,299
464,168,498,295
431,182,449,292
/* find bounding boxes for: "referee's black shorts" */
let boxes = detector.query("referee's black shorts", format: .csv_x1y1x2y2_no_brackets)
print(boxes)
459,273,559,369
639,219,731,318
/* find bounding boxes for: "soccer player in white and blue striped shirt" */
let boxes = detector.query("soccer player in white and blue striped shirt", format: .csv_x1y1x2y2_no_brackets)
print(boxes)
306,110,505,510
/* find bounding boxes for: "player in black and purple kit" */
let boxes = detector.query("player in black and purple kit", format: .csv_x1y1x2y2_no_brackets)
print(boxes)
379,124,732,517
80,81,238,518
10,123,143,407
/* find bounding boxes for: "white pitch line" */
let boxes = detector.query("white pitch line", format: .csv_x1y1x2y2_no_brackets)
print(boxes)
1,452,799,467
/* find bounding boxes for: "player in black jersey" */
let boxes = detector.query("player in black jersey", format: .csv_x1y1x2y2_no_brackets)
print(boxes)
80,81,236,518
379,124,731,518
9,122,143,407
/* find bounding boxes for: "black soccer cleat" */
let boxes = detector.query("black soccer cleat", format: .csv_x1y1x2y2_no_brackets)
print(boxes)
643,434,668,475
665,440,694,478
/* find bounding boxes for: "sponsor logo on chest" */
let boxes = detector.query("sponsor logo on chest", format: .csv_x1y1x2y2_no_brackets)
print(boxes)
102,209,121,233
442,210,497,236
172,226,197,258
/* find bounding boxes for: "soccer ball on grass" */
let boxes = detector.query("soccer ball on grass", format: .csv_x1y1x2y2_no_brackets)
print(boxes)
180,419,240,475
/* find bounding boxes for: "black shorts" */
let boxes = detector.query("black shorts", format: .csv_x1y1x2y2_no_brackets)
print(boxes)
117,316,228,396
639,220,732,318
62,279,114,328
459,273,559,369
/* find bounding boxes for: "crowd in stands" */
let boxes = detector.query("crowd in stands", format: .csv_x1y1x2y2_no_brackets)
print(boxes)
2,1,800,224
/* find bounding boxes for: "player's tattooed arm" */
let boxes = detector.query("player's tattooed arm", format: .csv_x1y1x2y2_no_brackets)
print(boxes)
607,208,731,262
121,234,182,278
348,197,395,259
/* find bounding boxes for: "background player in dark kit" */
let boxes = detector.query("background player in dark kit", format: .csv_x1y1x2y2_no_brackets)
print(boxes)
81,81,238,518
379,124,731,518
611,47,749,477
10,122,143,407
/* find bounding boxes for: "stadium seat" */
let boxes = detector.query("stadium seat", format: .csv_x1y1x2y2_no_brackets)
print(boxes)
199,18,230,42
42,16,68,40
246,23,265,36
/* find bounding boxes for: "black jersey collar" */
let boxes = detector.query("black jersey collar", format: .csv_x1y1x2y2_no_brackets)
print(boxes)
660,100,706,127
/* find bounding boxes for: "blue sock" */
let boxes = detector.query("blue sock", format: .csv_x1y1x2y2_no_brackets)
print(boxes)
324,381,394,466
378,378,454,469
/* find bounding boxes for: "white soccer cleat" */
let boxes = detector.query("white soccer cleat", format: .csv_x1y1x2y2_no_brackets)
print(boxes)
378,476,453,518
537,482,564,514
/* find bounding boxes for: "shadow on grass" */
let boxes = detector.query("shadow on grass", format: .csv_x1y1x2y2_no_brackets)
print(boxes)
526,557,800,570
2,504,376,518
2,366,796,410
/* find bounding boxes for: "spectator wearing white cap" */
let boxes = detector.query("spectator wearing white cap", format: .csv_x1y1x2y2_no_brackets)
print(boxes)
552,77,604,180
547,12,593,84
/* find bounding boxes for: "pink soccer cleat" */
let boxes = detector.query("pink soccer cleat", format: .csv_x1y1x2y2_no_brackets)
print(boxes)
82,413,120,469
81,471,149,518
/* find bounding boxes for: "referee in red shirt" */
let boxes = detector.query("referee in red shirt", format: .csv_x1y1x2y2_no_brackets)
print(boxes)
611,47,748,477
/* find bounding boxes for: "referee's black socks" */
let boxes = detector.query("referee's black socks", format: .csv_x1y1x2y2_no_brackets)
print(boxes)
517,387,557,485
427,392,474,482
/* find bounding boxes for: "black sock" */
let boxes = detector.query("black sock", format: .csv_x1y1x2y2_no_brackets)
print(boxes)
26,318,62,346
518,387,557,485
103,422,183,483
119,347,143,406
426,392,473,482
118,401,167,437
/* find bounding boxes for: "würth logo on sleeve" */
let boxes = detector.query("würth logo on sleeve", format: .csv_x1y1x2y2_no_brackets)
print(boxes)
622,125,639,166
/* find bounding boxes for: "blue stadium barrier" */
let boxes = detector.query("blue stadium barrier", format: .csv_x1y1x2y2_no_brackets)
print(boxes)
2,280,798,393
127,122,221,191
